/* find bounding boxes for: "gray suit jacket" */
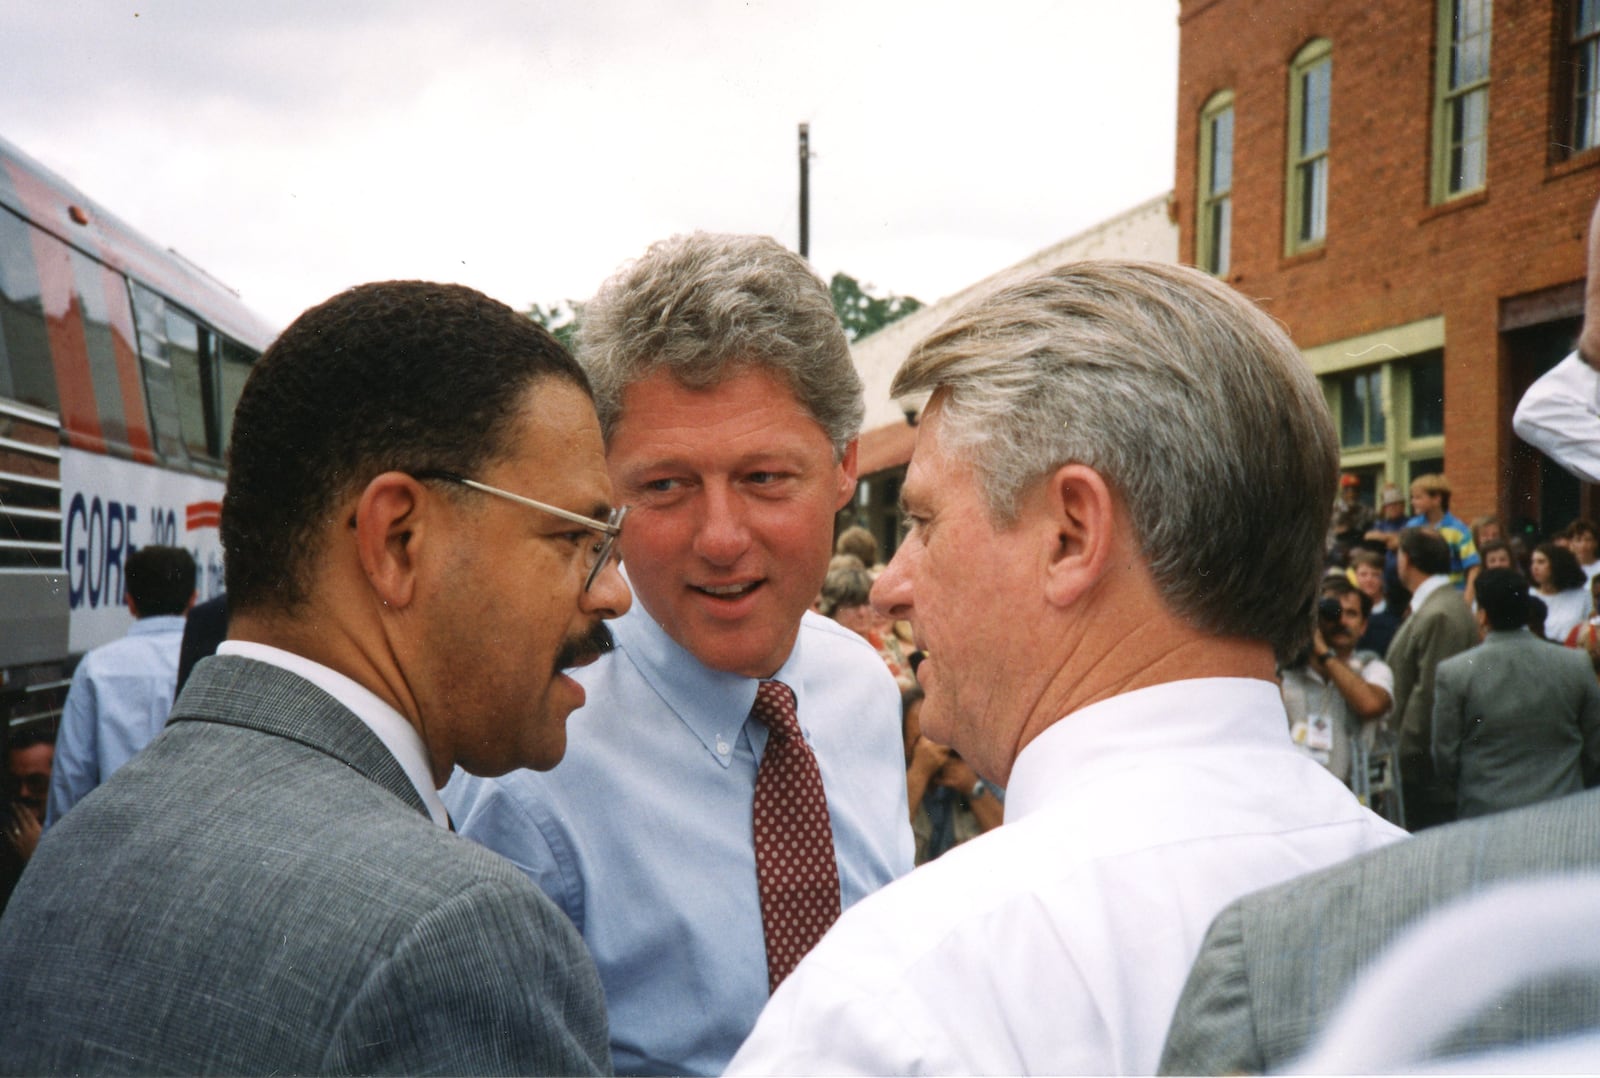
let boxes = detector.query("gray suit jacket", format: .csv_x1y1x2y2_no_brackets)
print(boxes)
0,655,611,1075
1387,583,1478,788
1433,628,1600,818
1158,788,1600,1074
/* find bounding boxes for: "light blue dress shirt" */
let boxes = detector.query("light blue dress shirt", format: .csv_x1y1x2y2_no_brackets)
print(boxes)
445,605,913,1076
46,614,186,828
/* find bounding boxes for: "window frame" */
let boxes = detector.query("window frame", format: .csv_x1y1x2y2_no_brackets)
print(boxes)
1564,0,1600,158
1431,0,1493,203
1197,90,1236,277
1322,352,1447,485
1285,39,1333,255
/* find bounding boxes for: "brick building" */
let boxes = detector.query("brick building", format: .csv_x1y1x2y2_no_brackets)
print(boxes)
1176,0,1599,535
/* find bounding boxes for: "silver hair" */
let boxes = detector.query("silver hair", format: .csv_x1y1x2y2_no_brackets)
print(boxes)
819,563,874,617
892,259,1338,664
577,232,863,456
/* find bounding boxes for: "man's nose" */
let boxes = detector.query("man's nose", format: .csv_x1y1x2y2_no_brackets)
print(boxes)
692,484,751,565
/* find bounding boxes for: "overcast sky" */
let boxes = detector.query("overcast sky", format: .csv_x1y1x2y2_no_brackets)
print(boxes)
4,1,1179,330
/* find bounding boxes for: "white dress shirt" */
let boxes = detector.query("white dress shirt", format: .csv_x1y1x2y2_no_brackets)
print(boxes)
1408,572,1452,615
1539,586,1594,644
1513,352,1600,484
216,641,450,827
727,678,1406,1076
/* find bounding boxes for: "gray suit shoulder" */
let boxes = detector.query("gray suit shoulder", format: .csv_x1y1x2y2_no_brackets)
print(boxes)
1160,789,1600,1073
0,687,610,1076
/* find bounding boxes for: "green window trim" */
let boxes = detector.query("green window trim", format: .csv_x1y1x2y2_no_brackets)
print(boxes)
1571,0,1600,155
1321,350,1447,486
1197,90,1235,276
1285,40,1333,255
1431,0,1492,203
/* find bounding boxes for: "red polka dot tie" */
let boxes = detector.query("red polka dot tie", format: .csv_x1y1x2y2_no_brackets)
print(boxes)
750,679,841,993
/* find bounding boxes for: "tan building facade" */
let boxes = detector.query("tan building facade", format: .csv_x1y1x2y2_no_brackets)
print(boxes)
845,194,1179,554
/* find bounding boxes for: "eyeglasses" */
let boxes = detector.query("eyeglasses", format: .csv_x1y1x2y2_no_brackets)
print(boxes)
412,469,628,591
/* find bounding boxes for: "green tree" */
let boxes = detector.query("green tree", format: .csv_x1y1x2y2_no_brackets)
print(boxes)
829,272,924,343
526,301,581,352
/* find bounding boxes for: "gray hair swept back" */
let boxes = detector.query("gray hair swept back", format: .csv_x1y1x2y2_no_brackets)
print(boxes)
893,259,1338,664
578,232,863,456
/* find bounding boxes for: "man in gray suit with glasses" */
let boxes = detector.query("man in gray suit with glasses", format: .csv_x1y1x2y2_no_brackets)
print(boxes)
0,281,631,1075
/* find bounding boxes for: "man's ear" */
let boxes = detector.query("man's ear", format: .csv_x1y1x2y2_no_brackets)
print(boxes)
1039,463,1117,610
354,472,431,611
834,438,860,511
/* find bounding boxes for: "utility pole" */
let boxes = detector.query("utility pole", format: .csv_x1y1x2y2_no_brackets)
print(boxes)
798,122,810,259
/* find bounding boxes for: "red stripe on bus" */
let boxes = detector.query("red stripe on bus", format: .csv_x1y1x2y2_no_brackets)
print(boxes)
186,501,222,529
7,158,105,452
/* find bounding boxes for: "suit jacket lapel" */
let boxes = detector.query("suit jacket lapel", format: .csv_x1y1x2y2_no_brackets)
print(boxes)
169,655,430,820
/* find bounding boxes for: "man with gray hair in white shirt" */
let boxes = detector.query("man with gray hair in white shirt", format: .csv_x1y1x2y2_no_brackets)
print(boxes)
727,260,1405,1076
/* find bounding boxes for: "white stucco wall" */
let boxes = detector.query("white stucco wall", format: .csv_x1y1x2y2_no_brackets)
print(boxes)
852,193,1179,432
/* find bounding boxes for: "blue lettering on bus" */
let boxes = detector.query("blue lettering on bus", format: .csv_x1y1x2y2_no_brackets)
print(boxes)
104,500,125,610
66,495,180,612
66,493,86,608
85,496,104,608
152,506,177,546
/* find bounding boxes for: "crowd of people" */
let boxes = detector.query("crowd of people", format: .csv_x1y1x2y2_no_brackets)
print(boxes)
1303,472,1600,831
1,201,1598,1074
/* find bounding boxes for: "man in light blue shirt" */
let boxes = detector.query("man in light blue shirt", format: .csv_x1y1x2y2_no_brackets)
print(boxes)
446,233,913,1075
47,545,196,827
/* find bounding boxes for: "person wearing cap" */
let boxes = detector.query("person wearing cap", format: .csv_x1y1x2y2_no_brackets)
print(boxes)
1364,483,1411,604
1328,473,1373,549
1363,484,1407,544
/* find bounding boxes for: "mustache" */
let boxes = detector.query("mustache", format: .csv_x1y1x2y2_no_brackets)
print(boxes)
556,620,615,671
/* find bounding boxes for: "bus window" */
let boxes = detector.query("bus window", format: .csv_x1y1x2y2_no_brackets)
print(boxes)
130,282,185,463
71,249,136,455
217,336,253,451
165,309,217,460
0,207,59,413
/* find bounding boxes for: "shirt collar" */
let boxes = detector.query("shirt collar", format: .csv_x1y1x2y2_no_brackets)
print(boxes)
1004,678,1288,822
127,614,187,636
1409,574,1453,613
610,602,816,767
215,640,450,827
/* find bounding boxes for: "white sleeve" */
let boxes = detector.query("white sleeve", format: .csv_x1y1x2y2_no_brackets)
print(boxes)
1513,353,1600,484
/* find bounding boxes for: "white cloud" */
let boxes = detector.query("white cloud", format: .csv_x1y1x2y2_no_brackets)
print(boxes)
3,0,1178,327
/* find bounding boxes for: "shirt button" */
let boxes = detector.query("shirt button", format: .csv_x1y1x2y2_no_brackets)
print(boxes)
716,738,730,756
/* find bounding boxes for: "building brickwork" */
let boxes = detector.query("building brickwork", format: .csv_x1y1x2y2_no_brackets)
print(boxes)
1176,0,1599,532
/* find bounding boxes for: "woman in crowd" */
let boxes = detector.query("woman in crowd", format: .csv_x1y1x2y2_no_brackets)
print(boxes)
818,562,915,690
1478,539,1517,574
1567,519,1600,581
1470,514,1504,553
1531,542,1592,643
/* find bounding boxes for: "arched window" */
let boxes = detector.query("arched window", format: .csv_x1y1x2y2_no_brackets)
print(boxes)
1197,90,1235,276
1286,39,1332,253
1432,0,1492,201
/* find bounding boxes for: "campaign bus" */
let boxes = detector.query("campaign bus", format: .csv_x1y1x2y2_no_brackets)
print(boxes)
0,134,278,728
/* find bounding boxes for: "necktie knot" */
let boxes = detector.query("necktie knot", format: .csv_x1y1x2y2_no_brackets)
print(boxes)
752,679,801,741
